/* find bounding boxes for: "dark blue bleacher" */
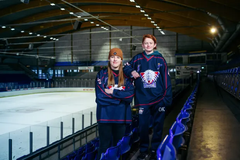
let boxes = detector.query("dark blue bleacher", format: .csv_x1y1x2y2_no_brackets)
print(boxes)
0,74,32,84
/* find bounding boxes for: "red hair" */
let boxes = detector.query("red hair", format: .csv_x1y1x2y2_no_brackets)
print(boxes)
107,62,125,87
142,34,157,49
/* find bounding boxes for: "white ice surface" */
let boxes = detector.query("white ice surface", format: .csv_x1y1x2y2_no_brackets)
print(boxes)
0,91,96,160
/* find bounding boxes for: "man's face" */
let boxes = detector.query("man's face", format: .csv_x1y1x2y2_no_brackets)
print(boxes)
109,55,122,70
142,37,156,53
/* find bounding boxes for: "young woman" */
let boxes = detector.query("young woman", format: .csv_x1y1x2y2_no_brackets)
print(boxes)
95,48,134,160
124,34,172,160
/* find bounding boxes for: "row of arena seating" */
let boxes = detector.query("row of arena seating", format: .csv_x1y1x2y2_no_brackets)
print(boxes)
61,81,199,160
61,115,139,160
157,83,199,160
208,66,240,100
62,138,100,160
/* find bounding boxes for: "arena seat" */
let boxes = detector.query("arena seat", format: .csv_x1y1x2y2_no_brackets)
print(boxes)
81,147,98,160
100,143,120,160
129,127,140,145
157,135,177,160
176,110,190,128
169,121,187,150
118,132,133,155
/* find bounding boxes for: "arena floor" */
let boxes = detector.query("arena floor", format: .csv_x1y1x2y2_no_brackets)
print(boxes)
0,91,96,160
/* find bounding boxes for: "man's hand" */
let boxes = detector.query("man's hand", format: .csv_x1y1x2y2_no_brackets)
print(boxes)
105,89,113,94
131,71,140,79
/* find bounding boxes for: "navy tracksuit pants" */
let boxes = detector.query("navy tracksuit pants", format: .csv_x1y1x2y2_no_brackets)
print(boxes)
138,103,165,153
96,123,126,160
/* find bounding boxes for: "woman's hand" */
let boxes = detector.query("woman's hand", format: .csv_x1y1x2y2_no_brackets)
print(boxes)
131,70,140,79
105,89,113,94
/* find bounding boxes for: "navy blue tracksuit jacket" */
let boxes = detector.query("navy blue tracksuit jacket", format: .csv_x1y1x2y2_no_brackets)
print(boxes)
123,51,172,107
95,69,134,124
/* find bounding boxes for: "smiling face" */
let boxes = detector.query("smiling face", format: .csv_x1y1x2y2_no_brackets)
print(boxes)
142,37,157,54
109,55,122,70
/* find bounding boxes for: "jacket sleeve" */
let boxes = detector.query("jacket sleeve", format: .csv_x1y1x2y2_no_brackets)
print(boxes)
160,58,172,107
112,79,135,103
123,58,135,78
95,71,121,105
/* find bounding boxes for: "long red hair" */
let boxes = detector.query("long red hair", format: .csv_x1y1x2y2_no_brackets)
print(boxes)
107,62,125,87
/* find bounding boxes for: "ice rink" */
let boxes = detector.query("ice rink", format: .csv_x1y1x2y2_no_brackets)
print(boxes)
0,90,96,160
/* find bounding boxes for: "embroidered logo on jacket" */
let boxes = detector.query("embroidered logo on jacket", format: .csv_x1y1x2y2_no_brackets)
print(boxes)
124,62,130,66
97,78,101,84
139,108,144,114
158,107,165,112
140,69,159,88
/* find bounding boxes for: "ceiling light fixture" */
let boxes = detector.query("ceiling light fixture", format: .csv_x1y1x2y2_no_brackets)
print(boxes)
210,27,216,33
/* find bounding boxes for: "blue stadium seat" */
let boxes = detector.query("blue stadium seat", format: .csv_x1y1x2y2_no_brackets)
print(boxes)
118,132,133,155
157,135,177,160
182,104,193,113
129,127,140,145
176,110,190,127
100,143,120,160
74,142,95,160
125,124,132,136
92,138,100,148
81,148,98,160
169,121,187,150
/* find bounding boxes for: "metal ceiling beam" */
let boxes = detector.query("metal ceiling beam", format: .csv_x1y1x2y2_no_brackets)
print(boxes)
137,0,217,25
209,0,240,11
162,0,240,22
220,22,240,52
0,0,133,19
10,14,207,38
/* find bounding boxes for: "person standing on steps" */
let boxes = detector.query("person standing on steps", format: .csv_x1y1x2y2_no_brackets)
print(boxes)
95,48,134,160
123,34,172,160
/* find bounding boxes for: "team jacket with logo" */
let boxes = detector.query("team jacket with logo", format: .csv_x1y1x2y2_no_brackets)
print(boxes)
95,69,134,124
123,51,172,107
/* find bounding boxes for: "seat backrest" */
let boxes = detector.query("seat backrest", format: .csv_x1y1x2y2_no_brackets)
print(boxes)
92,138,100,148
157,135,177,160
169,121,187,150
130,127,140,145
119,132,132,155
81,148,98,160
176,110,190,125
125,124,132,136
100,144,120,160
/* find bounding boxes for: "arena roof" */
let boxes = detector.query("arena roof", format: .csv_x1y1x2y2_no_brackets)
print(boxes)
0,0,239,53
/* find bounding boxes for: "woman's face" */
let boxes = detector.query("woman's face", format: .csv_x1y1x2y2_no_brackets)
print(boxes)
142,37,156,53
109,55,122,70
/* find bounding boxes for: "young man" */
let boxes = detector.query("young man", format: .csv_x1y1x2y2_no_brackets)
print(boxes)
95,48,134,160
123,34,172,160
